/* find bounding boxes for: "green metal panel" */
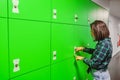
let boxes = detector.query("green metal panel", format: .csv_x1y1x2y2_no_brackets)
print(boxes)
8,0,51,21
10,66,50,80
0,0,7,17
51,57,77,80
9,19,50,78
73,0,88,25
52,0,74,24
51,23,95,64
52,0,89,25
0,18,9,80
51,23,76,64
75,59,93,80
74,26,95,80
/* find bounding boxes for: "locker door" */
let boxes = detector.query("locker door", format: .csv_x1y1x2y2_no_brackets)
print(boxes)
74,25,96,54
75,59,93,80
0,0,7,17
51,58,77,80
74,26,95,80
52,0,74,24
0,18,9,80
9,19,50,78
10,66,50,80
8,0,51,22
73,0,88,25
51,23,75,64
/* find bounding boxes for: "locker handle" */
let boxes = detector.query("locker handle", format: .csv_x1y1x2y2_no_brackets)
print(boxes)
53,51,57,60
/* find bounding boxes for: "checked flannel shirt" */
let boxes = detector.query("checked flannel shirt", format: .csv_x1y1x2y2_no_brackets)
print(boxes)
83,38,113,72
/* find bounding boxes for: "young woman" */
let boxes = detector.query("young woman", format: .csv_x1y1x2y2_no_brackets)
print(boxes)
75,20,112,80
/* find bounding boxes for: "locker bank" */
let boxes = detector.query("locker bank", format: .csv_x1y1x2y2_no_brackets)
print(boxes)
1,0,120,80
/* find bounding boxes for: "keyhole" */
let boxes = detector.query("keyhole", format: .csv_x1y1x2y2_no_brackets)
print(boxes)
75,16,78,20
15,64,18,67
14,5,17,8
54,13,56,15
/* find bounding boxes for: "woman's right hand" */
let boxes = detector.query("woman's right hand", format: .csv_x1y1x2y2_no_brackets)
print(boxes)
75,47,84,52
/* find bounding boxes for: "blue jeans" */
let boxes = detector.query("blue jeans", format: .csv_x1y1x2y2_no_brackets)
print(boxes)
93,70,111,80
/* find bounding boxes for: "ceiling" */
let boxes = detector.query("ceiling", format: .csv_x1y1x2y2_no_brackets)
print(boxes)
92,0,120,18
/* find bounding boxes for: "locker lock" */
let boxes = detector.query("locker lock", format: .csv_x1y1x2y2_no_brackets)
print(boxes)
15,64,19,67
13,58,20,72
74,14,78,22
53,9,57,19
14,5,17,8
12,0,19,13
53,51,57,60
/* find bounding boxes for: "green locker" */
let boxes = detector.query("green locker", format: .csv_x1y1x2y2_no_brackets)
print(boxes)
52,0,74,24
51,57,77,80
75,60,93,80
73,0,88,25
74,26,95,80
51,23,95,64
73,26,94,80
0,18,9,80
10,66,50,80
52,0,89,25
8,0,51,21
51,23,76,64
9,19,50,78
0,0,7,17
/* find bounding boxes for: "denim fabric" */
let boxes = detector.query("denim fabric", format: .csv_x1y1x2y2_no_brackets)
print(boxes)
93,70,111,80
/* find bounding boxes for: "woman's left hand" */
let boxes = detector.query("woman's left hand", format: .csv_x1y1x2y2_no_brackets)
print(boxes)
76,56,84,60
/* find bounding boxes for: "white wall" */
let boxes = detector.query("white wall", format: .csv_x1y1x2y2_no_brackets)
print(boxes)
109,14,120,56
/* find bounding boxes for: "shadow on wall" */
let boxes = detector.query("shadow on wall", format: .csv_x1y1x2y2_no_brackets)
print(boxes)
108,52,120,80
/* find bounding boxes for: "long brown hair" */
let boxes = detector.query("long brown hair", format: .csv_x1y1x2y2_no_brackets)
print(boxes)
90,20,110,41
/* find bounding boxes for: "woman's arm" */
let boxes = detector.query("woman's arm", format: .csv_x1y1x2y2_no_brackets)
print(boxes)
83,47,95,54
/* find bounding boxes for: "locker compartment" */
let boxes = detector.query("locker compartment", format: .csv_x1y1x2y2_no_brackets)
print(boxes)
8,0,51,22
10,66,50,80
73,26,94,80
0,0,7,17
51,23,95,64
52,0,74,24
75,59,93,80
9,19,50,78
52,0,89,25
0,18,9,80
74,26,96,58
51,58,77,80
51,23,76,64
73,0,88,25
74,26,95,80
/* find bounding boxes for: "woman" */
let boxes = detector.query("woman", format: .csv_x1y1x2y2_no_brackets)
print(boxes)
75,20,112,80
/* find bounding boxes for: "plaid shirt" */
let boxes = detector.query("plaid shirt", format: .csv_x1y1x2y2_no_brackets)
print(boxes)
83,38,112,72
